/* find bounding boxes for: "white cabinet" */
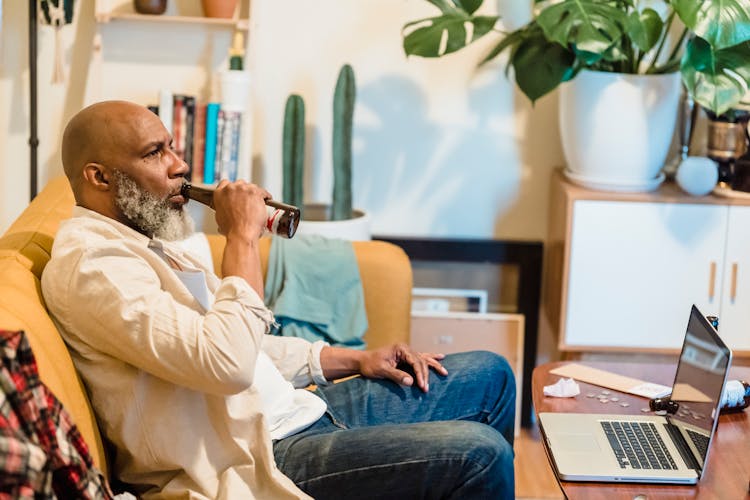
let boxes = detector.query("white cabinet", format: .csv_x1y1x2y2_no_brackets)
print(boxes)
717,206,750,346
544,171,750,355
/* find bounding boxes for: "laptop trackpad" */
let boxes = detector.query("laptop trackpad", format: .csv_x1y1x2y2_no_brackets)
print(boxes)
556,433,601,453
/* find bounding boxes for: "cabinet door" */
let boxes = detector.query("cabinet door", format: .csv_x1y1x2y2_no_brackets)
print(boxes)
718,206,750,352
564,200,728,349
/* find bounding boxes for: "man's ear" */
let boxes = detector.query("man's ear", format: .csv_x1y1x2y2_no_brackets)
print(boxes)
83,163,111,190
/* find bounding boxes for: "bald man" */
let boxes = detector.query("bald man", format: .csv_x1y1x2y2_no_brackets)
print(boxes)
42,101,516,500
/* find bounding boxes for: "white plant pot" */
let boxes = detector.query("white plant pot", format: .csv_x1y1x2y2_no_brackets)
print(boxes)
294,203,371,241
559,70,682,191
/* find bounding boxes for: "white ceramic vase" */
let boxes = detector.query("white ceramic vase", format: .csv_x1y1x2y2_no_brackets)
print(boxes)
294,204,371,241
559,70,682,191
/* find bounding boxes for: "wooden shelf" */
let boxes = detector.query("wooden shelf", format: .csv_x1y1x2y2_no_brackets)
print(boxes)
95,12,248,31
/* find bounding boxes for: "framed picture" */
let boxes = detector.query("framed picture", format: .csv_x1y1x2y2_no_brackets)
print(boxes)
376,236,543,427
411,287,488,314
410,311,525,436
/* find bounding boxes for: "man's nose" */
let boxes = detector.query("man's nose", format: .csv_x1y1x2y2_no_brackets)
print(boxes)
167,148,190,177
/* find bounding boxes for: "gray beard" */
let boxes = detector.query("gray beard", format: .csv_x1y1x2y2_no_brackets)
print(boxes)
113,170,194,241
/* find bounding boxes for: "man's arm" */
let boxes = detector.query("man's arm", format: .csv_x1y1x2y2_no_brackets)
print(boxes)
320,344,448,393
221,235,264,297
44,241,270,395
212,180,271,297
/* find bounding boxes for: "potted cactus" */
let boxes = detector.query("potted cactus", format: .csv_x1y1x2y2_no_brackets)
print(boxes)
281,64,371,240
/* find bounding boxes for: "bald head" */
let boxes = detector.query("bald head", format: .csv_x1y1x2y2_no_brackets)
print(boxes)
60,100,191,236
60,100,189,235
62,100,160,200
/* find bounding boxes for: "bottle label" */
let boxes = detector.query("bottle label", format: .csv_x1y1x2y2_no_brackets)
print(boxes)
721,380,745,409
265,208,283,236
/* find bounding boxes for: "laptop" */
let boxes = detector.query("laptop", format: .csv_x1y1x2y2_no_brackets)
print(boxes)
539,304,732,484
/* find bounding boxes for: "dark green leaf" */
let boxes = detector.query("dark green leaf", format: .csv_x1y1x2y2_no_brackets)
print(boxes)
672,0,750,49
403,15,467,57
403,12,498,57
471,16,498,42
425,0,454,14
422,0,484,15
573,50,603,66
512,36,575,103
682,37,750,115
626,8,664,53
478,25,527,67
536,1,627,56
456,0,483,15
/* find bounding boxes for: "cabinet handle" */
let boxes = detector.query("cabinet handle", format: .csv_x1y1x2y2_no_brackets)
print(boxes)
731,263,738,302
708,261,716,300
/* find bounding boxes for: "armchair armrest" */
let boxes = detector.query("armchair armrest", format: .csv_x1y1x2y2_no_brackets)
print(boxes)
205,235,412,349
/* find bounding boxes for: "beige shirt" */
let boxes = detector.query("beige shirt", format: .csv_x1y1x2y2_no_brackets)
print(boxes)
168,248,326,441
42,207,327,499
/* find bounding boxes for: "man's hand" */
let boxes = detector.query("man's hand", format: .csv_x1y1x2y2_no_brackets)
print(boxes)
320,344,448,393
360,343,447,392
212,180,271,241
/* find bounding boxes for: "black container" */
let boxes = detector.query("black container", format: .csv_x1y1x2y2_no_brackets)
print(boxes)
134,0,167,15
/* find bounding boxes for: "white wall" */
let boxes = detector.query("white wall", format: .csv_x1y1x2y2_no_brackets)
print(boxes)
249,0,562,239
0,0,95,231
0,0,563,241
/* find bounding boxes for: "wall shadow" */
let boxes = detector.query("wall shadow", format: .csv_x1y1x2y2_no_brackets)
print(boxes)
356,72,520,237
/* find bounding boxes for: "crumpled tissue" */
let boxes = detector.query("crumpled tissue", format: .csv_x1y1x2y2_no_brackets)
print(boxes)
543,377,580,398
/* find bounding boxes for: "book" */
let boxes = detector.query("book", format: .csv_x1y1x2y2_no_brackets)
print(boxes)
158,89,173,135
191,103,206,184
216,110,242,181
203,103,221,185
172,95,184,160
183,96,196,178
216,109,228,180
226,111,242,181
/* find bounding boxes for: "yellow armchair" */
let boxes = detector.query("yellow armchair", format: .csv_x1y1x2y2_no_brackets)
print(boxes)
0,176,413,475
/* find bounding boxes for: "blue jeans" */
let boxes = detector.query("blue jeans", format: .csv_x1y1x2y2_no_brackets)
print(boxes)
273,351,516,499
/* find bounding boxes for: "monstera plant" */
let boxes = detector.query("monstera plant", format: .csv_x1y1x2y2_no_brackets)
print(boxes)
403,0,750,117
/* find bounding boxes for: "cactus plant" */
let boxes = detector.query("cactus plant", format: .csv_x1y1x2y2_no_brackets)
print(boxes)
331,64,356,221
282,94,305,214
281,65,359,223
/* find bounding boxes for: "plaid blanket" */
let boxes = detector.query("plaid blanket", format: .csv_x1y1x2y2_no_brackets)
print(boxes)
0,329,113,499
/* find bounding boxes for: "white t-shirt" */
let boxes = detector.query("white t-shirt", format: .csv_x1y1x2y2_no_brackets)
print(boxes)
174,265,326,440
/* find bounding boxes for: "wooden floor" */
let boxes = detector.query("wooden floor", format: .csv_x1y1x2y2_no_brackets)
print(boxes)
514,422,564,499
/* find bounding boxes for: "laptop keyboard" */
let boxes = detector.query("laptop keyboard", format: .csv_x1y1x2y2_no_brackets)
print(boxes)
600,421,677,470
686,429,709,460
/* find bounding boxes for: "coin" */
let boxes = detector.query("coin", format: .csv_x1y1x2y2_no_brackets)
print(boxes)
655,410,667,416
641,408,651,413
610,397,619,402
599,398,609,403
620,402,630,407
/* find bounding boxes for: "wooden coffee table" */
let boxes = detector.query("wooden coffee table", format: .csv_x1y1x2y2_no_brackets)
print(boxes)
533,361,750,499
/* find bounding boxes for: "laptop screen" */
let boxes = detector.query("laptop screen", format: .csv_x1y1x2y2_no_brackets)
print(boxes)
667,305,732,470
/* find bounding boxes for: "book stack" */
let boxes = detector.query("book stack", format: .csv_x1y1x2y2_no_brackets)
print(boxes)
151,90,244,184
